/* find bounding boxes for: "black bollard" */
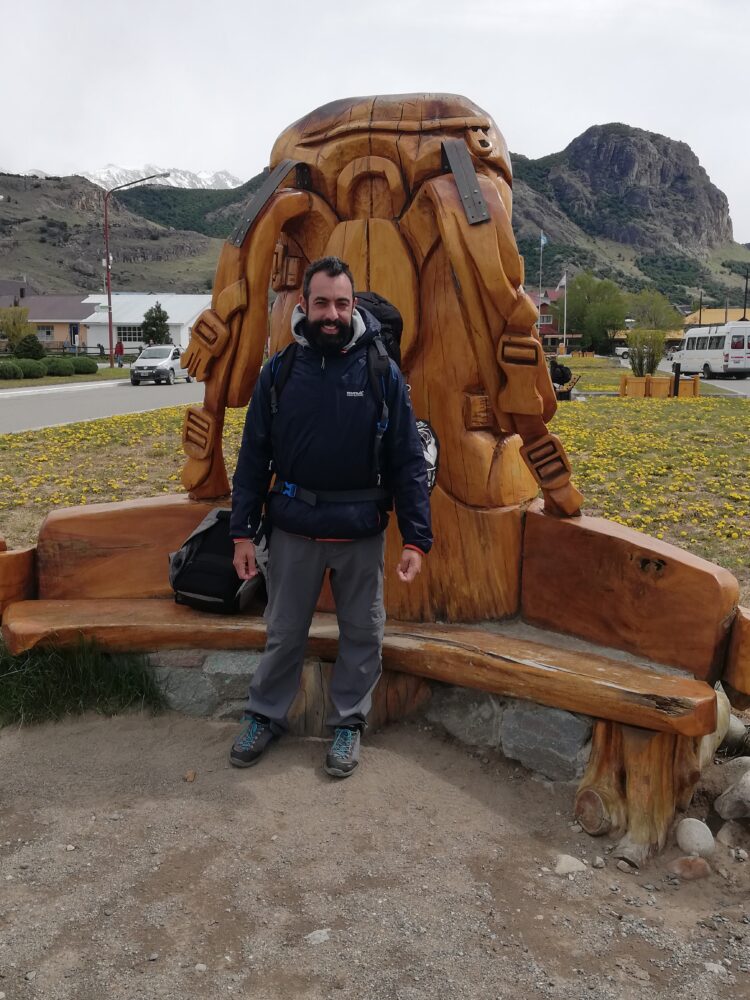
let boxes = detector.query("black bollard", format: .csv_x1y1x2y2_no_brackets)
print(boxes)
672,362,681,397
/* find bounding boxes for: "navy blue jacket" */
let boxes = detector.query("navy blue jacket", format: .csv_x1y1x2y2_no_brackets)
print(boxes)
230,307,433,552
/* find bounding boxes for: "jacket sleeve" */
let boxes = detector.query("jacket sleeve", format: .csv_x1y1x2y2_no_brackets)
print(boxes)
230,363,274,539
383,364,433,553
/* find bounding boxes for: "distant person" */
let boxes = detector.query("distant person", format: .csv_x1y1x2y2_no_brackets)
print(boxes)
114,339,125,367
99,344,105,358
549,357,572,387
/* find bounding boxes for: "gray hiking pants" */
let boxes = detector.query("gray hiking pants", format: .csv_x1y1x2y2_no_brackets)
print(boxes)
244,529,386,732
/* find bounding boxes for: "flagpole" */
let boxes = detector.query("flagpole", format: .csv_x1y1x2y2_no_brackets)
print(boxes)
563,269,567,353
538,230,544,307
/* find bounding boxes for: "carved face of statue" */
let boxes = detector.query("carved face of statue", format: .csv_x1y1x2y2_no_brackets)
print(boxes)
300,271,356,353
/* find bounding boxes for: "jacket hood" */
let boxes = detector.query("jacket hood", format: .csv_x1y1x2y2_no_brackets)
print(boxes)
291,304,380,353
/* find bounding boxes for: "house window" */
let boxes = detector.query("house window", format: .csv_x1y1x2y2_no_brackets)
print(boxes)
117,325,143,343
539,313,553,326
37,325,54,339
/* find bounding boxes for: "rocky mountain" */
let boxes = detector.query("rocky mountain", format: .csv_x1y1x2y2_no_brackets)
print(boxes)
515,124,732,250
1,124,748,303
0,172,222,294
510,124,746,304
80,164,243,191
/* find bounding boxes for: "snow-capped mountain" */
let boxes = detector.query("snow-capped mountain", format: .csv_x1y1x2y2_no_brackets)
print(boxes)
80,164,243,190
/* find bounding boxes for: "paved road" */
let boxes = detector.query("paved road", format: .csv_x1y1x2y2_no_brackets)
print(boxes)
0,378,206,434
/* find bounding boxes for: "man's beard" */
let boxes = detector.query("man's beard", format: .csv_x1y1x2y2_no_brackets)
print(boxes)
302,317,354,356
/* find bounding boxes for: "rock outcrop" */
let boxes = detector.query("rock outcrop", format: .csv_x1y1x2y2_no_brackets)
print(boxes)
513,123,733,253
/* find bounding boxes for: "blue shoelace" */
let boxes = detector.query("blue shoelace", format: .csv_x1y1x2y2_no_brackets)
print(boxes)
237,718,265,751
331,727,356,758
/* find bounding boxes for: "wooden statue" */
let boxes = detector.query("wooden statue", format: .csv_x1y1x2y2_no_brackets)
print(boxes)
180,94,582,622
6,94,745,866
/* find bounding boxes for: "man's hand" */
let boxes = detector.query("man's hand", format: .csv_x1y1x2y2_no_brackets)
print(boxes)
233,539,258,581
397,547,423,583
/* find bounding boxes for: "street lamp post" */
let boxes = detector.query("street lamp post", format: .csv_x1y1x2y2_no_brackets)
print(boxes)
103,172,170,367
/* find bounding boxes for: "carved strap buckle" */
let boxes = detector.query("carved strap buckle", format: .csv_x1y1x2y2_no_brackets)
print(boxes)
521,433,571,491
182,406,215,461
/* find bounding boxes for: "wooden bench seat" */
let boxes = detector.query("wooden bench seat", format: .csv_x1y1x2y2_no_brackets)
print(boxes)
554,373,582,400
2,599,716,738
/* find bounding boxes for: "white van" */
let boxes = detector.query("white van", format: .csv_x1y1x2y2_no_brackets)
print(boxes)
671,322,750,379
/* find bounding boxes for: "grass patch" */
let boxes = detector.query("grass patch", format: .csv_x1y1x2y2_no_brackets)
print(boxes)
552,395,750,596
0,640,166,726
0,394,749,605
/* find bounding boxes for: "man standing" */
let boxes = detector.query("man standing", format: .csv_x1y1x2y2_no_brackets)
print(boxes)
229,256,432,778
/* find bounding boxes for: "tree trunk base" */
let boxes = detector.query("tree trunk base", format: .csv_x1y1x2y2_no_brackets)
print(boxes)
575,721,703,866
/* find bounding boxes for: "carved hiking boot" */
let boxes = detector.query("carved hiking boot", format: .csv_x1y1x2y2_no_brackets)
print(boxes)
325,726,361,778
229,714,275,768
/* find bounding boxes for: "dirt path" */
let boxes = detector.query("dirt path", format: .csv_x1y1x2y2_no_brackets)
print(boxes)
1,713,748,999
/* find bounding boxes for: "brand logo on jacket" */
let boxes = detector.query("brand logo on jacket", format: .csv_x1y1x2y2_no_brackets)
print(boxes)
346,390,364,397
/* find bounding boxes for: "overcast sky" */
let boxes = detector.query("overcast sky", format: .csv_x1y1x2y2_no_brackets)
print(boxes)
5,0,750,242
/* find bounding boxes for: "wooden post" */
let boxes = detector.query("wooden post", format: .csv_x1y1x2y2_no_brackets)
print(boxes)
619,374,627,397
644,373,652,398
576,721,704,866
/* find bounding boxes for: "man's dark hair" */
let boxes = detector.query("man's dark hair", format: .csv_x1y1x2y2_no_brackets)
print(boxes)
302,257,355,300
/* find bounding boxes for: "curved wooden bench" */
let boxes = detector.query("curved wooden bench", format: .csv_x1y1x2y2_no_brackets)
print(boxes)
1,600,716,738
3,494,747,866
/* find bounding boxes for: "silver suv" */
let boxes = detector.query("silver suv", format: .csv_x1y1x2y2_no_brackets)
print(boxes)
130,346,192,385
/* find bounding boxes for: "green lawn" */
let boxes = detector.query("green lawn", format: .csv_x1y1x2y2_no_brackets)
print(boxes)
1,393,749,605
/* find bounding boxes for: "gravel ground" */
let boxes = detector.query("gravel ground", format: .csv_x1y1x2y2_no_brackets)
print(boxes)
1,712,749,1000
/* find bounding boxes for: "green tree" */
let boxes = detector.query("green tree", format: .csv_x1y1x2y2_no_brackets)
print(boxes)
141,301,170,344
0,307,38,350
627,289,682,330
14,333,46,360
561,273,626,354
628,329,666,376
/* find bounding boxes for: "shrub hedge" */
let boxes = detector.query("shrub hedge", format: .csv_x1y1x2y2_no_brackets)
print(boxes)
15,358,46,379
42,357,75,376
72,356,99,375
0,360,23,379
14,334,46,360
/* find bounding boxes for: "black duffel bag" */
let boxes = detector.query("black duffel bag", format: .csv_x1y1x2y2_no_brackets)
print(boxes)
168,508,265,614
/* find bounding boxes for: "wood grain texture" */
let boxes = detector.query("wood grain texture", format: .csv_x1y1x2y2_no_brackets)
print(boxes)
286,662,431,737
383,489,523,622
575,720,706,865
521,502,738,681
36,496,219,600
2,602,716,737
725,605,750,704
0,547,36,615
406,245,537,510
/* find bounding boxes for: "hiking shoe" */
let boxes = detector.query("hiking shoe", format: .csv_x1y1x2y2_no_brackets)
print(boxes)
229,714,275,768
325,726,361,778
